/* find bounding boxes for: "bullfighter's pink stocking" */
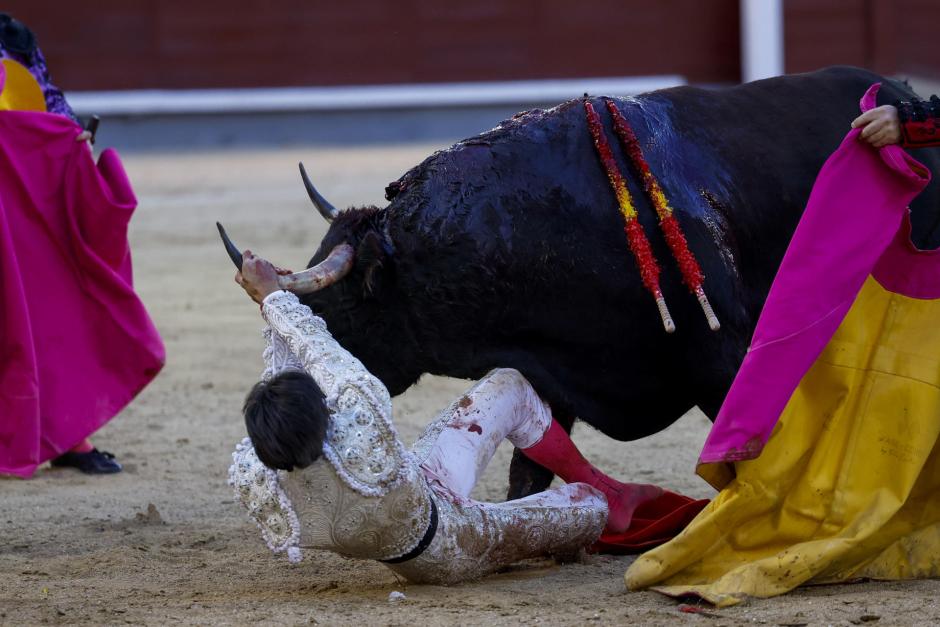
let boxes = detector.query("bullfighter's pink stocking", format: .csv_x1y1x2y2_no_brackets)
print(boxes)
522,420,662,533
70,439,94,453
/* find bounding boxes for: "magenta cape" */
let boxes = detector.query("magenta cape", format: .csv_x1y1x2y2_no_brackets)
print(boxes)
0,110,165,477
697,84,935,489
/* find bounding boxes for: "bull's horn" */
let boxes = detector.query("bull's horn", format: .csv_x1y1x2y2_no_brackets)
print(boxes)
278,243,355,294
216,222,243,270
299,162,339,223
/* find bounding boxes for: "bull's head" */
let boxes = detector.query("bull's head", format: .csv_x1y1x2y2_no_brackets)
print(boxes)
218,163,420,394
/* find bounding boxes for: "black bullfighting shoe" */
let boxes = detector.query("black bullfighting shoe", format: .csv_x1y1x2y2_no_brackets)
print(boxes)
51,449,123,474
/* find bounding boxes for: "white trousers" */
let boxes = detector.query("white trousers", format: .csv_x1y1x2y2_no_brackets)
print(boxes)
392,369,607,584
418,367,553,500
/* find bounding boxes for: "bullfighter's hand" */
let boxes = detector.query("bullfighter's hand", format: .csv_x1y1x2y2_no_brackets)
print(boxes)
851,105,902,148
235,250,283,304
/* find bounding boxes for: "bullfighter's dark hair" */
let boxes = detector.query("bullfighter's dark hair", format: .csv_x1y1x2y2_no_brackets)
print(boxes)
243,370,329,471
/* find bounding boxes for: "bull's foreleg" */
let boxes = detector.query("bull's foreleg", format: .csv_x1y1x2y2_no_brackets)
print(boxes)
506,412,575,500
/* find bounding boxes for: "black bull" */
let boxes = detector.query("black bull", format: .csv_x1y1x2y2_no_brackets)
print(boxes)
291,67,940,499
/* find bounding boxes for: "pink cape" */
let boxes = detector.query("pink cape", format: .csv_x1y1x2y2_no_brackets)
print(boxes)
0,110,165,477
697,84,935,489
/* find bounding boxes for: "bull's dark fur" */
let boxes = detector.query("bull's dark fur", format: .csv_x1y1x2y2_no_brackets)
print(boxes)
301,67,940,498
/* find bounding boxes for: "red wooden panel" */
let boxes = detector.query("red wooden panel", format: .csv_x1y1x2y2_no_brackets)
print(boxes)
784,0,870,73
2,0,739,91
894,0,940,79
785,0,940,81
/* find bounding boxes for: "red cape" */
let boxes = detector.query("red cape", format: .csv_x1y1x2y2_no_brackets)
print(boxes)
593,491,708,554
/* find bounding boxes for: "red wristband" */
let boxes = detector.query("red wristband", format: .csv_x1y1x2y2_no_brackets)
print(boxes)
901,118,940,148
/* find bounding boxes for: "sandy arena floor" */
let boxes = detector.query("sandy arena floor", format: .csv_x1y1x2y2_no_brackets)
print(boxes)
2,143,940,626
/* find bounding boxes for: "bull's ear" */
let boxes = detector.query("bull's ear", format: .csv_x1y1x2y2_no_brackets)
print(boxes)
355,231,389,296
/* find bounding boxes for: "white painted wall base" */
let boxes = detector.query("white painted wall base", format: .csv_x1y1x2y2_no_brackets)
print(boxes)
68,76,685,117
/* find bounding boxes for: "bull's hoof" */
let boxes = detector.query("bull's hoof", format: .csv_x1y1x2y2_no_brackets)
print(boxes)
506,447,555,500
551,546,587,564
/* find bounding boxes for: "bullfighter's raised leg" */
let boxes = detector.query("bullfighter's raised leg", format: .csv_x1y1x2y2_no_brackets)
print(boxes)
520,420,662,534
507,408,576,501
418,368,660,533
418,368,555,501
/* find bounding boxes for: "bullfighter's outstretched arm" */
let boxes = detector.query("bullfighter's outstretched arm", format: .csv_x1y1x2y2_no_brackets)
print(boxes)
260,290,394,420
260,326,304,382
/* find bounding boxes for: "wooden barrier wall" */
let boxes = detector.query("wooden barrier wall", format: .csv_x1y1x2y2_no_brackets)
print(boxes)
3,1,937,92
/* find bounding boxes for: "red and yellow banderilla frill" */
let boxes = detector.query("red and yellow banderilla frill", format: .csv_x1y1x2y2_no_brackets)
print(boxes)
604,99,720,331
584,100,675,332
583,97,720,332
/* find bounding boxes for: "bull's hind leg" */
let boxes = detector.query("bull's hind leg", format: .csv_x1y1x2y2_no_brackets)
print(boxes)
508,447,556,500
506,412,575,500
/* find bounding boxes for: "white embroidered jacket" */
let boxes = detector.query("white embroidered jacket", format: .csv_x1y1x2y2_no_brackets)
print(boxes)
228,290,432,563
